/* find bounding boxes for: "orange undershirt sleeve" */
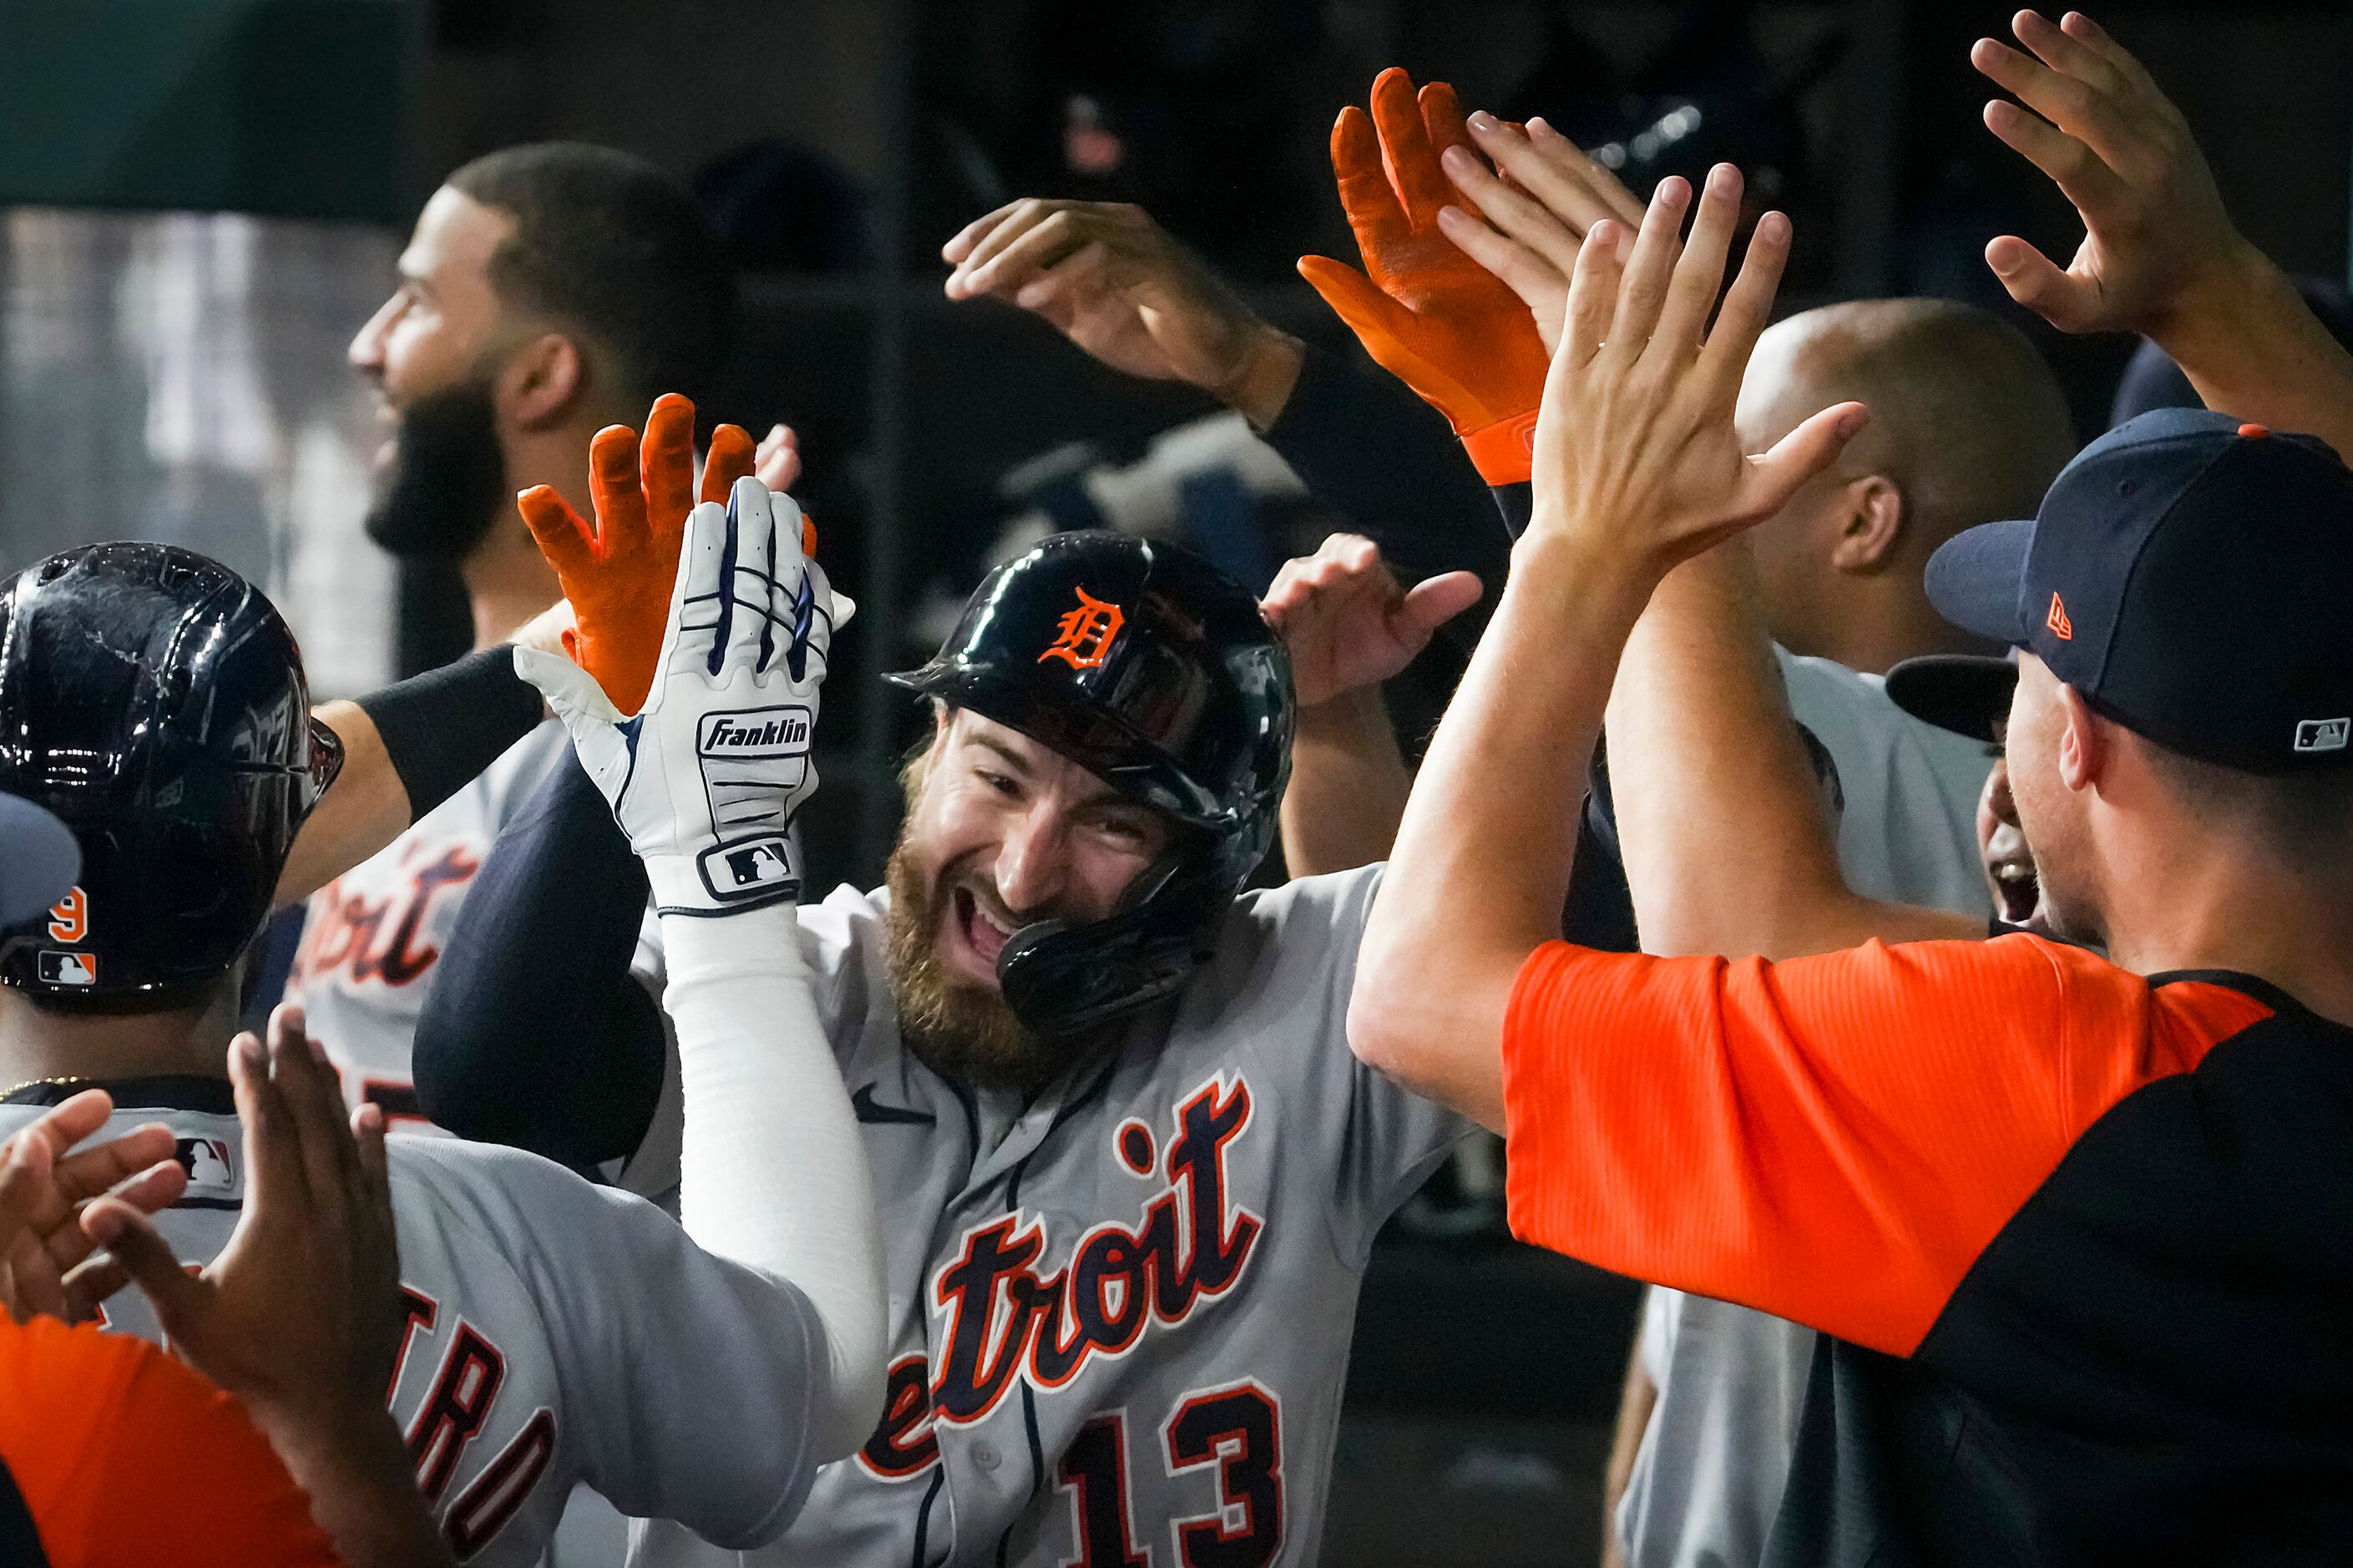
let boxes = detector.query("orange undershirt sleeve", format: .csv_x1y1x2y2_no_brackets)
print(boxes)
0,1313,346,1568
1500,934,2271,1356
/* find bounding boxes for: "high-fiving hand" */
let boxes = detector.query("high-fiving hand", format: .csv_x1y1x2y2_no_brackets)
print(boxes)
0,1090,184,1325
1262,536,1481,708
941,199,1304,427
1298,68,1555,483
81,1006,402,1450
1972,9,2249,336
1430,114,1647,356
1529,165,1868,576
520,480,837,917
519,393,768,716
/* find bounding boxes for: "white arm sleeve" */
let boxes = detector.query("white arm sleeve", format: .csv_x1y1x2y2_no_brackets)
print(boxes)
657,903,886,1460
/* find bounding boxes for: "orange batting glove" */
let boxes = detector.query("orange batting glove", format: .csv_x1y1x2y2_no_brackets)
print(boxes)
1298,68,1552,485
519,392,797,715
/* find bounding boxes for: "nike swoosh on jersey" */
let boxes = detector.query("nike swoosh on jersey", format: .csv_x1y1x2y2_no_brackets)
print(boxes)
852,1084,936,1126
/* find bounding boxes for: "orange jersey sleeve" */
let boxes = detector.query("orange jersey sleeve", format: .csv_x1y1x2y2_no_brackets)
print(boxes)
0,1314,344,1568
1500,934,2271,1355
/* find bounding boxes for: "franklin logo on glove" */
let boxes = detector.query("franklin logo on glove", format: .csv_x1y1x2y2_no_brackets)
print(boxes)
700,711,812,757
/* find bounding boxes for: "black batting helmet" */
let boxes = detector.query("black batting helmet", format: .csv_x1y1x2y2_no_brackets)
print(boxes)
0,544,342,1001
888,532,1293,1037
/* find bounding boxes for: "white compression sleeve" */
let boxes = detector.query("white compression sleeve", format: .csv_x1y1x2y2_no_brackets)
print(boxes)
657,902,886,1459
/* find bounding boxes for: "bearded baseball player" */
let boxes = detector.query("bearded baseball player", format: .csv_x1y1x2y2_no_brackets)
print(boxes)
290,139,800,1138
417,492,1477,1561
0,505,884,1567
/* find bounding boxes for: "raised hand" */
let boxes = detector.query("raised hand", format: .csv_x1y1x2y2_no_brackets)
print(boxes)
1973,9,2249,336
518,392,765,715
755,422,802,495
82,1006,402,1444
941,200,1303,425
519,479,836,917
1433,114,1647,355
0,1090,184,1324
1531,166,1869,576
1262,535,1482,707
1298,68,1555,483
83,1007,448,1567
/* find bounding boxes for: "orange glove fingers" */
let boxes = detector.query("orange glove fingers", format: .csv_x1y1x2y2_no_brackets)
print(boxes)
801,517,819,559
1369,67,1450,225
586,424,651,552
1296,255,1482,414
517,485,599,579
701,422,757,507
1419,80,1475,159
639,393,699,535
1330,107,1413,277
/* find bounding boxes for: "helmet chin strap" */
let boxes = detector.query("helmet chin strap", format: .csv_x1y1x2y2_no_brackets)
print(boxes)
994,857,1204,1039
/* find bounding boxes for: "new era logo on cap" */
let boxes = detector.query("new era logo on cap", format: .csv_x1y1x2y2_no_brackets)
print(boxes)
2295,717,2350,754
2045,593,2072,641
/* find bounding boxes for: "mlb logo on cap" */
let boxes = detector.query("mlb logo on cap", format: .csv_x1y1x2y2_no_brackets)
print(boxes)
1925,408,2353,772
37,951,95,986
2295,717,2350,754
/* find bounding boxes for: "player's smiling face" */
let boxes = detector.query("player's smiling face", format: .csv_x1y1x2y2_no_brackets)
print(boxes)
883,707,1174,1089
348,187,512,451
905,710,1170,989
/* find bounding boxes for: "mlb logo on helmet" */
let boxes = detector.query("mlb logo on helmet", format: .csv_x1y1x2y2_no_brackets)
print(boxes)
37,951,95,986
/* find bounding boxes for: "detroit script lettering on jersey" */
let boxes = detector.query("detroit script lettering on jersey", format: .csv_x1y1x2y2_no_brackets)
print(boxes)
296,843,481,989
859,1075,1261,1479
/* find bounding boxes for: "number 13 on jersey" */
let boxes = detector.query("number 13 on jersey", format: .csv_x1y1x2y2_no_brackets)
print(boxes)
1057,1381,1282,1568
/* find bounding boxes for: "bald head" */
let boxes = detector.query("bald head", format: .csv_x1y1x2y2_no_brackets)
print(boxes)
1736,299,2077,671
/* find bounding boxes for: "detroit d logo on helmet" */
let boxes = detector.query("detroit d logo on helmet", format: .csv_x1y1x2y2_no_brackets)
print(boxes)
1037,587,1125,670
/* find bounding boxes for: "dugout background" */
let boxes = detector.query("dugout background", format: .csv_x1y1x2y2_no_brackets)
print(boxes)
2,3,2349,1561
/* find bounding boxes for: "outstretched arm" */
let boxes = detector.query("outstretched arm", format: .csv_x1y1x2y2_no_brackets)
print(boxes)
1262,534,1480,877
1437,114,1978,958
1974,9,2353,456
1351,164,1866,1127
941,195,1510,614
519,473,883,1460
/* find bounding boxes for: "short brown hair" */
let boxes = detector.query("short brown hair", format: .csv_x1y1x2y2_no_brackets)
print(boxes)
446,143,736,409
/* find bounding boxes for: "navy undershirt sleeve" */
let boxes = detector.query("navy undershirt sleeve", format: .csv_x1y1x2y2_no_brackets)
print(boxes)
411,750,665,1170
1261,345,1513,639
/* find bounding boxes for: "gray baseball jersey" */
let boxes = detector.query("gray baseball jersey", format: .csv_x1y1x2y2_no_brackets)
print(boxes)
0,1080,831,1567
627,862,1471,1566
290,719,569,1131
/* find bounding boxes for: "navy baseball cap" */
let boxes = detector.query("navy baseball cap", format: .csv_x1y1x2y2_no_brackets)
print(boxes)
1924,407,2353,771
0,792,78,928
1885,653,2017,746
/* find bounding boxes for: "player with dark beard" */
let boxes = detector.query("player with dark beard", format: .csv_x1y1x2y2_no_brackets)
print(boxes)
290,144,787,1145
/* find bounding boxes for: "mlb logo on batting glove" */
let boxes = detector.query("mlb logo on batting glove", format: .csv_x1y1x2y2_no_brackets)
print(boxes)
693,705,813,905
516,478,838,917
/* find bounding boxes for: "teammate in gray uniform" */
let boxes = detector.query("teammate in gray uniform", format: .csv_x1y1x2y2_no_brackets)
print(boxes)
437,522,1475,1565
0,518,884,1568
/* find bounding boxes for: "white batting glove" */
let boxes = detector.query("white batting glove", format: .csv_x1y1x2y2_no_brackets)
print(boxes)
515,478,836,916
